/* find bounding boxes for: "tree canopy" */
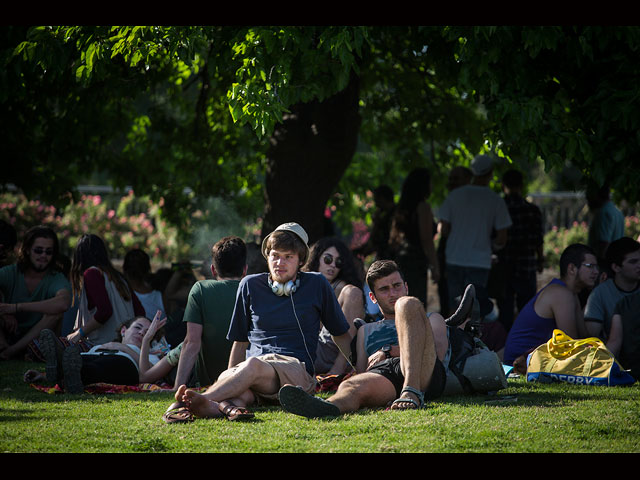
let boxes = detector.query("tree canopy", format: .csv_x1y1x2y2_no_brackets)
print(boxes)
2,26,640,241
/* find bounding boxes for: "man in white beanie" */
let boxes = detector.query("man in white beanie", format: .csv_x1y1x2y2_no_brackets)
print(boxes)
164,222,352,422
437,155,512,312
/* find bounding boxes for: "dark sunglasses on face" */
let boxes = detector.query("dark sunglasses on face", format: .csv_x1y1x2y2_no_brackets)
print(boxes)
32,247,54,256
323,253,343,268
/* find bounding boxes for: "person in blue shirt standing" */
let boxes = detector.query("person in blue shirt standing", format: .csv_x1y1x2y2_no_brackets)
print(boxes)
165,222,352,422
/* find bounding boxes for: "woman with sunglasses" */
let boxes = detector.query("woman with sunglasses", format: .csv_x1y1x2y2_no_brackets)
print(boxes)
304,237,365,375
66,234,146,347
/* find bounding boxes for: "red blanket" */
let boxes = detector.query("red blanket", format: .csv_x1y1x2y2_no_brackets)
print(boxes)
30,382,173,395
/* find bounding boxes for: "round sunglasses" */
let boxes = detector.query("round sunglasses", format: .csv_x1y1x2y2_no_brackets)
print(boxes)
322,253,343,268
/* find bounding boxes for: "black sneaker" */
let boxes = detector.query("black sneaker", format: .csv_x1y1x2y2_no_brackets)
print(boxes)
279,385,341,418
39,329,64,384
62,344,84,394
445,284,476,327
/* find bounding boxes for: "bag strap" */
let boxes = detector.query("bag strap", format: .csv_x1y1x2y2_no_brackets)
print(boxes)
548,329,605,359
581,345,600,376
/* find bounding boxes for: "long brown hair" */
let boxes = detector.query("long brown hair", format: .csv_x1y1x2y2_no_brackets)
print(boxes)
70,234,132,303
17,225,61,273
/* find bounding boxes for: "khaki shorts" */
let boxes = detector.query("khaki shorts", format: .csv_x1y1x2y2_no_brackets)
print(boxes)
165,343,183,367
220,353,317,403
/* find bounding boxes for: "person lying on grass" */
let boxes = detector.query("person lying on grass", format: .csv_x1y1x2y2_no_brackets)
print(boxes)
25,311,181,393
278,260,480,418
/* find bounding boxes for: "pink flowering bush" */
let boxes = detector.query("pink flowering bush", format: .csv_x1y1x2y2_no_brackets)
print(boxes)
1,192,186,262
625,215,640,243
543,221,588,267
543,216,640,267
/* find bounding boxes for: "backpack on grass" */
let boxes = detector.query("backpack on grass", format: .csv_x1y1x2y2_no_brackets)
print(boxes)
526,329,636,386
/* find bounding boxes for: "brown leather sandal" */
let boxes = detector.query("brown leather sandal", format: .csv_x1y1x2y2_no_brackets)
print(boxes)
162,401,195,424
218,401,255,421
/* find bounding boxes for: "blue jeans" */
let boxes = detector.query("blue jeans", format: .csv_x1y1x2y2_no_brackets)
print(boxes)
445,264,490,311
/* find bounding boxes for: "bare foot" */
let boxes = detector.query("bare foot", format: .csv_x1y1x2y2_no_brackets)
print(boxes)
179,386,223,419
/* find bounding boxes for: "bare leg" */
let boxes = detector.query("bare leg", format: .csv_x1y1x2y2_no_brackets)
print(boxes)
279,372,396,418
392,296,438,409
428,312,449,362
0,314,61,360
327,372,397,413
178,356,279,418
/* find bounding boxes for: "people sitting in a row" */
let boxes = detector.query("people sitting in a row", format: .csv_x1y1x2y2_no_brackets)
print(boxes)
502,241,637,377
4,218,639,400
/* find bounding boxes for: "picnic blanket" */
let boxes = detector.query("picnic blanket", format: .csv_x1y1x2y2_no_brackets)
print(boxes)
30,381,173,395
28,372,349,395
315,372,355,393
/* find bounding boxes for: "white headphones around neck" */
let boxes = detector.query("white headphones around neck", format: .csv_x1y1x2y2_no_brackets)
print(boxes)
268,276,300,296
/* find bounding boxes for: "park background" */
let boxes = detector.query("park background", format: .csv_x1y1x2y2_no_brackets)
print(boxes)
2,186,640,313
3,27,640,270
2,27,640,453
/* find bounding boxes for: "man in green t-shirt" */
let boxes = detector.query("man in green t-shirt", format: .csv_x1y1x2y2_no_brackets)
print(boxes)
0,225,71,359
172,236,247,388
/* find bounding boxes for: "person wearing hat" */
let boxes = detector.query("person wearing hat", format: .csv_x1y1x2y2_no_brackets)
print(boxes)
165,222,352,422
437,154,512,315
170,236,248,390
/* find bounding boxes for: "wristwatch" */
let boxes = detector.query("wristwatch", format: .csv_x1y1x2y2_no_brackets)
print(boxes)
382,344,392,358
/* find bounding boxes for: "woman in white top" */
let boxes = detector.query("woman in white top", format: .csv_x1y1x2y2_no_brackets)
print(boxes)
123,248,166,320
36,312,180,393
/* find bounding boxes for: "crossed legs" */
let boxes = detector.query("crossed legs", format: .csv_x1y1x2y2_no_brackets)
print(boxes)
175,356,280,418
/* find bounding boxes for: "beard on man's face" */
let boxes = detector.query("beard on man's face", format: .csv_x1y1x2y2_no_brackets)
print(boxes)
29,256,52,273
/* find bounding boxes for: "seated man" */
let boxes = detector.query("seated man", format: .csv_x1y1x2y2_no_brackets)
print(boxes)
503,243,600,373
584,237,640,342
172,236,247,389
0,226,71,360
278,260,483,417
165,222,352,422
609,290,640,380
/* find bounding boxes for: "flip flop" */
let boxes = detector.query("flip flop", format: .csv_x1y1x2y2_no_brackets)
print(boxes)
278,385,341,419
162,401,195,424
388,386,425,411
219,401,255,421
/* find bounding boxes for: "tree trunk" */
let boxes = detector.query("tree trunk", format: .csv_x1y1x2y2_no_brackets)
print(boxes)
262,75,361,245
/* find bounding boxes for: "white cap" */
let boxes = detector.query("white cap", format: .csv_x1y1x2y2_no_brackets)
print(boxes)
261,222,310,263
470,154,494,176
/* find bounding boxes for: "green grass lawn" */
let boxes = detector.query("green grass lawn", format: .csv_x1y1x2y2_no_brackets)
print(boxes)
1,359,639,453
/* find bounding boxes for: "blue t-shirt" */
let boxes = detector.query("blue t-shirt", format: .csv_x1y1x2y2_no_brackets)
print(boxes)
503,278,565,365
227,271,350,374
